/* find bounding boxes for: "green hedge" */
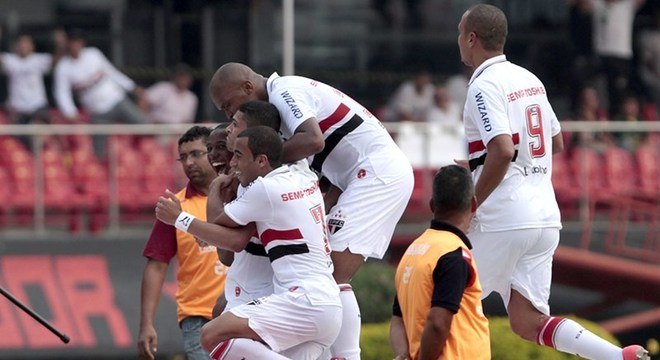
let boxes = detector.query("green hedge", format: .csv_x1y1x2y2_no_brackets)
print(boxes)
360,317,619,360
352,261,397,323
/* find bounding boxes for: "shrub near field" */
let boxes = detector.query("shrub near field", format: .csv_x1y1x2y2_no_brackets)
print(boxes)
354,263,620,360
360,318,619,360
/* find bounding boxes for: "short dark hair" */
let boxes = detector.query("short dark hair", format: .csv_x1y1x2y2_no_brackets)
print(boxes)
179,125,211,146
237,126,283,168
465,4,508,52
238,101,281,131
432,165,474,218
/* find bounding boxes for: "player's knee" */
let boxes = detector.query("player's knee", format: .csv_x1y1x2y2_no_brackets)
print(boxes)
200,322,217,352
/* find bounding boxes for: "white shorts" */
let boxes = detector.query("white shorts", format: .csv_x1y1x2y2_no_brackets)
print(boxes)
327,169,414,259
223,277,274,313
229,290,342,357
468,227,560,315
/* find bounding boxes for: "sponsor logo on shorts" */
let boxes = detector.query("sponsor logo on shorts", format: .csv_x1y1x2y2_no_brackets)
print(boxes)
357,169,366,179
328,218,345,234
235,286,241,298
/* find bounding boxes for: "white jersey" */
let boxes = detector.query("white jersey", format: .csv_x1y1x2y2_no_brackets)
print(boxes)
463,55,562,232
593,0,636,59
224,160,316,310
224,166,339,306
266,72,410,190
54,47,135,117
1,53,51,113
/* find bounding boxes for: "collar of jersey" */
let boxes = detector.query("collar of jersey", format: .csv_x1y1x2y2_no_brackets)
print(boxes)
266,72,280,93
429,219,473,249
468,54,507,86
264,165,290,179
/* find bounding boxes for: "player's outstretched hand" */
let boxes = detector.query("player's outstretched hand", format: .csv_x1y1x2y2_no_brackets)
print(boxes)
155,189,182,225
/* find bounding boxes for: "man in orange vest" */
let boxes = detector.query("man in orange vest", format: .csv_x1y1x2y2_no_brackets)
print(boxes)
390,165,490,360
138,126,227,360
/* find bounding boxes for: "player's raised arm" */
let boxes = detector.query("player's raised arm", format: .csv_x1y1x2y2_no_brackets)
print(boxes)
156,190,254,252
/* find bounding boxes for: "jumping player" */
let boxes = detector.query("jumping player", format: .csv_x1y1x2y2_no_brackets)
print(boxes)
458,4,649,359
156,126,341,359
210,63,414,359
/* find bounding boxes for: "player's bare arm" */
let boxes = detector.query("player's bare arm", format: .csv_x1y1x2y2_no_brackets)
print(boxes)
418,307,453,360
389,315,411,360
281,118,325,163
552,133,564,154
475,134,514,207
155,190,254,252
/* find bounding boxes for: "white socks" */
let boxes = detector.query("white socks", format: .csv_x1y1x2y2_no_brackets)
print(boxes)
330,284,362,360
210,338,290,360
537,316,623,359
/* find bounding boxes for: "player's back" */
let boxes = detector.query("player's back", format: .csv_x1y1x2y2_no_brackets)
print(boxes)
466,60,561,232
256,166,340,306
267,73,410,190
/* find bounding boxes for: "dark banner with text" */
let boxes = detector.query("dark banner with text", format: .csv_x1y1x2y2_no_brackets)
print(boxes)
0,237,185,359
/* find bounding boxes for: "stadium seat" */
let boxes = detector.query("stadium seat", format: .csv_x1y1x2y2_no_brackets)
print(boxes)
552,152,581,220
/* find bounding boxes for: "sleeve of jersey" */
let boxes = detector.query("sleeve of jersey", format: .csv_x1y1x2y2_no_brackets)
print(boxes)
269,83,318,135
466,80,511,146
430,248,471,314
142,220,177,263
392,294,403,317
223,180,273,225
550,108,561,137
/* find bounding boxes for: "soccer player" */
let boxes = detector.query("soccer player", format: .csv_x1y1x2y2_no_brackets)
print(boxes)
210,63,414,359
205,121,274,315
155,126,341,359
390,165,490,360
457,4,649,359
138,126,227,360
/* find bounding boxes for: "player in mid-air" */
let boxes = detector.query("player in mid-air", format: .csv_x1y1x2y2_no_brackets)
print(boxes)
458,4,649,360
156,126,341,359
210,63,414,359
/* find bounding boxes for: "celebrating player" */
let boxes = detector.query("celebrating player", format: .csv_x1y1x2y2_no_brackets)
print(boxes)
156,126,341,359
458,4,649,360
210,63,414,359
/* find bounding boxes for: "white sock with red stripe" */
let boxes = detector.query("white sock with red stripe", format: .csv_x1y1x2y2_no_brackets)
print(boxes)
536,316,622,359
330,284,361,360
210,338,290,360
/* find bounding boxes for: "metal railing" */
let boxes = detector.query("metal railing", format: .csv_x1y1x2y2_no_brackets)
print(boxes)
0,121,658,244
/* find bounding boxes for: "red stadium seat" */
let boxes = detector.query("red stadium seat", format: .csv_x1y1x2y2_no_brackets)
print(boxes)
552,152,581,220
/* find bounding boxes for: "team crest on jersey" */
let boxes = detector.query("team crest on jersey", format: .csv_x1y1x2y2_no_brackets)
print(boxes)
328,218,345,234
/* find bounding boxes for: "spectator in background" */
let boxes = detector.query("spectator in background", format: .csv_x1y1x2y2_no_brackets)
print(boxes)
1,32,66,148
385,70,435,122
54,28,148,156
613,92,644,150
590,0,646,113
138,125,227,360
445,67,471,109
567,85,613,150
142,63,198,124
425,85,462,124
